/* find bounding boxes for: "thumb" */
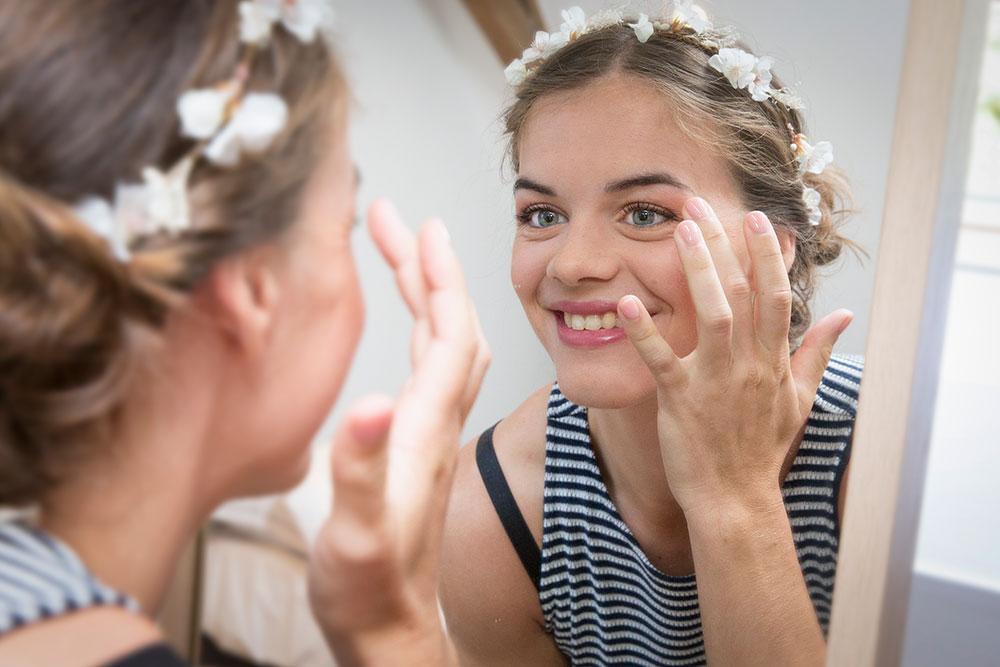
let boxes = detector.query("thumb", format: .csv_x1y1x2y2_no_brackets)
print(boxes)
329,394,395,529
790,309,853,410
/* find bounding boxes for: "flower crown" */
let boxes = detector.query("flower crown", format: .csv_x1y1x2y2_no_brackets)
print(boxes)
74,0,335,261
505,2,833,227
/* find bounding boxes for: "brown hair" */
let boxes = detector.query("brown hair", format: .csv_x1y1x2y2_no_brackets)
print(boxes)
0,1,346,505
504,23,859,342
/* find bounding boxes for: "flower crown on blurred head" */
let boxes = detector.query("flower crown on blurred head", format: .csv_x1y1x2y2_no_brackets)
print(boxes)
505,2,832,227
75,0,335,261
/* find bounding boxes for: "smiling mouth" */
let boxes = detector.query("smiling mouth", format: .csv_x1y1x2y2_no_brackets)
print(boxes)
558,310,621,331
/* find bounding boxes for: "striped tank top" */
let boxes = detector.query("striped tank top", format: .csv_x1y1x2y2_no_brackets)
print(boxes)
476,353,862,666
0,519,138,636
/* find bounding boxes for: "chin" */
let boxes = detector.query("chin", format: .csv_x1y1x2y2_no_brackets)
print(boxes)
554,359,658,409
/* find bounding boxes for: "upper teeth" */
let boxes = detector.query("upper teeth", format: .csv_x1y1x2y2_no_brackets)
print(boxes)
563,311,620,331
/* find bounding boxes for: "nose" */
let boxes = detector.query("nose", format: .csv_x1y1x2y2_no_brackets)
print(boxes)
545,215,620,286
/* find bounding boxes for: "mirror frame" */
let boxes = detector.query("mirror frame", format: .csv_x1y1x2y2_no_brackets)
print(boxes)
827,0,991,664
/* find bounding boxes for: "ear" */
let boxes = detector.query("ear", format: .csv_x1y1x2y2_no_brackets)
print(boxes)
199,252,282,359
776,227,797,272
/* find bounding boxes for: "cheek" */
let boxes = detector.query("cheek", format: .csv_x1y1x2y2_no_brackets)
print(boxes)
631,248,700,356
510,240,549,303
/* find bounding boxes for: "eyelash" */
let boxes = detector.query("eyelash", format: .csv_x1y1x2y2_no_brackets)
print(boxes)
516,203,561,227
515,202,680,228
620,202,679,227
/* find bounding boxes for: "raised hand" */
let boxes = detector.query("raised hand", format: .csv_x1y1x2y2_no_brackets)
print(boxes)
617,197,852,518
307,200,490,666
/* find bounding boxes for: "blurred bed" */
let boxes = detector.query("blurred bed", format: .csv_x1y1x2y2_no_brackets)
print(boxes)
200,446,335,667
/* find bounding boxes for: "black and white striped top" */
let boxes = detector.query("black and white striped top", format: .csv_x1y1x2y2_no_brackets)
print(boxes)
538,354,863,666
0,520,138,636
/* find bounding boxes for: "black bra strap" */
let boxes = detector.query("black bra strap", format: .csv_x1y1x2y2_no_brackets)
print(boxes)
476,424,542,591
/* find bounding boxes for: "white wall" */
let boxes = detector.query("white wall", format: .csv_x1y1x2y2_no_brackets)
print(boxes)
322,0,556,444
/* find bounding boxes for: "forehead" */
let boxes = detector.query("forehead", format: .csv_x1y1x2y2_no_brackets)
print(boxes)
517,73,737,199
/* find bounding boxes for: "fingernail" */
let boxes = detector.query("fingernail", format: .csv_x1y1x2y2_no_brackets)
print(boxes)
684,197,709,219
837,311,854,335
619,295,642,321
679,220,701,247
747,211,771,235
430,218,451,244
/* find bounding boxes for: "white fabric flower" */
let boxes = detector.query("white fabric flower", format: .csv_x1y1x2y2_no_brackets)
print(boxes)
177,88,234,140
522,30,569,63
629,14,655,43
239,0,281,44
671,0,712,34
560,6,588,38
588,9,624,30
793,136,834,175
280,0,335,43
504,58,527,86
746,56,773,102
239,0,334,45
204,93,288,167
802,187,822,226
770,87,806,110
75,196,130,261
73,157,197,258
140,156,196,235
708,48,757,90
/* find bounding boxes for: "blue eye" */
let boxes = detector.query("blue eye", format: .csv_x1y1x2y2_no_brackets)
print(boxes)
626,207,669,227
521,208,567,228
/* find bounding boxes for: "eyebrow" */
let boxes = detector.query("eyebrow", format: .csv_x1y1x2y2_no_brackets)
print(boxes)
513,177,556,196
513,172,693,197
605,172,693,193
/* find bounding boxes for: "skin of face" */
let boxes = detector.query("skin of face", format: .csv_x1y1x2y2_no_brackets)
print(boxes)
209,118,364,497
511,72,792,409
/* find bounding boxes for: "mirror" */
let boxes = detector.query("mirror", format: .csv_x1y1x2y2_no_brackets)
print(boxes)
180,1,985,665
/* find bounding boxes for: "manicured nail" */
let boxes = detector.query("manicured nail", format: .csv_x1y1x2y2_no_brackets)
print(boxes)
684,197,709,219
619,295,642,321
679,220,702,247
747,211,771,235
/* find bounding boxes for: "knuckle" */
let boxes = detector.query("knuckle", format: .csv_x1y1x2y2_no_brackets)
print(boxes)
702,227,728,245
768,288,794,312
724,275,753,301
704,309,733,336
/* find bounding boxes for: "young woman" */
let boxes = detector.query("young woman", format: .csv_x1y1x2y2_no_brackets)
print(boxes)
440,7,862,666
0,2,486,665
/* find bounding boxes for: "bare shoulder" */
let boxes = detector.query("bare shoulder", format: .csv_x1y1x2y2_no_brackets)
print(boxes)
0,606,164,667
440,384,564,666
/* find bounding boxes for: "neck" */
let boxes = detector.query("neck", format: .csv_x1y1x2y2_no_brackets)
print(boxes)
587,394,686,530
40,337,223,616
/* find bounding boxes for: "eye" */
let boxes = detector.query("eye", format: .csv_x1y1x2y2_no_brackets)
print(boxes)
518,206,567,228
621,203,676,228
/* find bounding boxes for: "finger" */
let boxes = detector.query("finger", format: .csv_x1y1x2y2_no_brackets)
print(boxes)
386,220,477,537
329,395,395,529
743,211,794,354
618,294,685,387
410,318,431,368
675,219,734,361
790,309,853,412
683,197,754,347
367,198,428,319
460,299,492,421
